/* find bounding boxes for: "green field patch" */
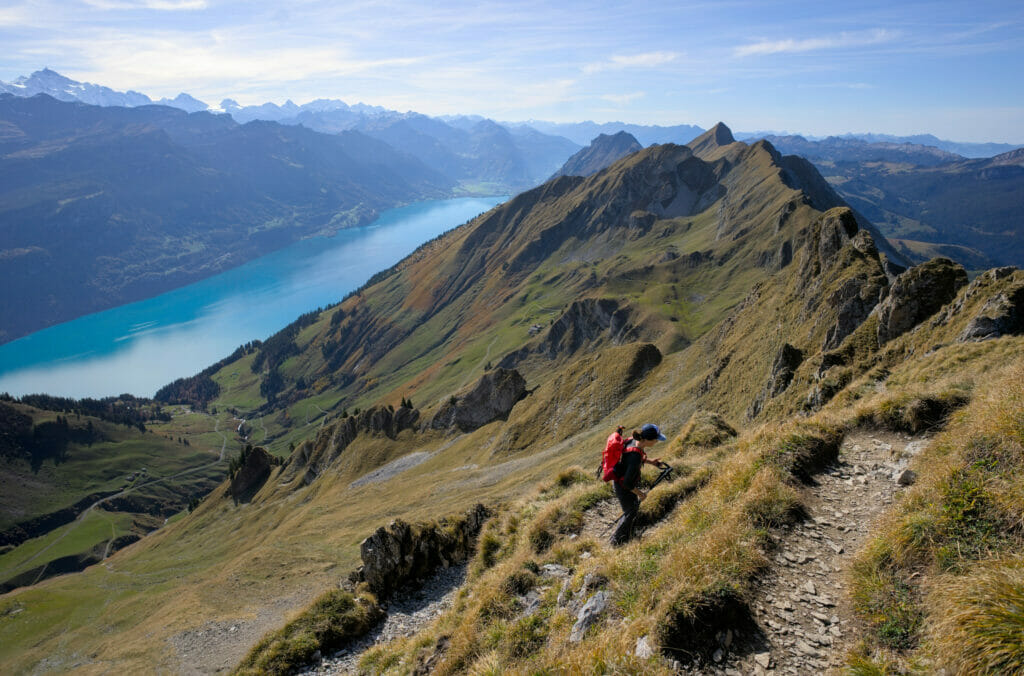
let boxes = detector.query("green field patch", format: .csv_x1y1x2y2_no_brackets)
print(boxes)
0,508,134,584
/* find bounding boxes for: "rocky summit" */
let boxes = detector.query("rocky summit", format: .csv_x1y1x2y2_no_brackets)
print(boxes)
2,120,1023,676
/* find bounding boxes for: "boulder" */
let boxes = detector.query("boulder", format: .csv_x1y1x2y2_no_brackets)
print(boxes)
895,469,917,486
431,368,527,432
875,258,968,344
570,591,609,642
958,282,1024,342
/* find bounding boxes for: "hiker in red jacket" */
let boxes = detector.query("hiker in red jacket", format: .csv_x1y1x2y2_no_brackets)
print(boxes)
609,423,665,546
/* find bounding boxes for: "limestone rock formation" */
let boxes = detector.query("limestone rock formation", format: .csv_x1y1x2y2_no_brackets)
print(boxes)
958,275,1024,342
354,504,489,599
499,299,640,370
430,368,527,432
279,404,420,486
747,344,804,419
875,257,968,344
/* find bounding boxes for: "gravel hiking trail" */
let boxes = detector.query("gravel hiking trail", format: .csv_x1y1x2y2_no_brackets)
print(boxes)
709,430,927,676
304,564,469,675
577,431,926,675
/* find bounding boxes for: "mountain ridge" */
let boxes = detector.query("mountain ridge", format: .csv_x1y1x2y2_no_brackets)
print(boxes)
2,112,1023,675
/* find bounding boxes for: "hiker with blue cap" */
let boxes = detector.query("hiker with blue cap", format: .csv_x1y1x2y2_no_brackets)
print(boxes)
609,423,666,546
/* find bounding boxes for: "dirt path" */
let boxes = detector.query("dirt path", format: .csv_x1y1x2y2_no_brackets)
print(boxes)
709,430,927,676
306,564,469,675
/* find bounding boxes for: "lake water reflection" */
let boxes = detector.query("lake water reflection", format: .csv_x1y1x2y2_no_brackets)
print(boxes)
0,196,506,399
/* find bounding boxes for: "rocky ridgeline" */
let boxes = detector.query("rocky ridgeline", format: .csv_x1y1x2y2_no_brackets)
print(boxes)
229,445,274,501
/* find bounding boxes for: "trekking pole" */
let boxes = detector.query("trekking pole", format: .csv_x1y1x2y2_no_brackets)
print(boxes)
601,463,674,537
601,513,626,537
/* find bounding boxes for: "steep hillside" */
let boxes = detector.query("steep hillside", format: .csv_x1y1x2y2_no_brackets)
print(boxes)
550,131,643,179
0,396,225,592
7,123,1024,675
0,94,452,343
801,146,1024,269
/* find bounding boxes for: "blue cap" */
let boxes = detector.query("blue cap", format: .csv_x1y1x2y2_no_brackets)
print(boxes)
641,423,666,441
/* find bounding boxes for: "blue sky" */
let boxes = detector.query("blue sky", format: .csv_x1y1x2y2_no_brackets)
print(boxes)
1,0,1022,142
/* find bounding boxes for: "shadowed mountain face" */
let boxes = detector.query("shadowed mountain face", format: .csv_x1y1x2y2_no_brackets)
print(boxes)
550,131,643,179
0,94,453,344
749,135,1024,268
819,148,1024,268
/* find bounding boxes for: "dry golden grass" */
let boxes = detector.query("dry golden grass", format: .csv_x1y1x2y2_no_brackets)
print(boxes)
347,413,846,674
845,359,1024,670
927,556,1024,675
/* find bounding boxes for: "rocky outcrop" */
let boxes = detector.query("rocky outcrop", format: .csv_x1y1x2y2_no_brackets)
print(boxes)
352,503,490,599
747,344,804,419
874,257,968,344
958,276,1024,342
924,267,1024,342
229,446,273,501
498,299,639,370
431,368,527,432
797,209,888,353
279,404,422,486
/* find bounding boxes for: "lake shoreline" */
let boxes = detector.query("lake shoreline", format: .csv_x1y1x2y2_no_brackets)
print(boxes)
0,196,507,399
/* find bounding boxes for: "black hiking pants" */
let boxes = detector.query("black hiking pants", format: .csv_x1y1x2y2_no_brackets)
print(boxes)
611,480,640,546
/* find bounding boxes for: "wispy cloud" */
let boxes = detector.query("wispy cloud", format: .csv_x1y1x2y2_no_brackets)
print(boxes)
734,28,897,57
59,29,423,102
0,4,33,26
600,91,645,105
583,51,679,74
83,0,208,10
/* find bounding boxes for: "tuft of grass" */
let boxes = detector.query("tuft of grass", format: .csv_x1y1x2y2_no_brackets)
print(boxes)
235,589,382,675
854,388,970,434
671,410,737,453
756,420,843,482
927,556,1024,675
848,566,922,649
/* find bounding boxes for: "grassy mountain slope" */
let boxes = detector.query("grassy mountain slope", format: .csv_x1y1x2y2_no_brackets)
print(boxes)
2,124,1021,674
0,398,229,593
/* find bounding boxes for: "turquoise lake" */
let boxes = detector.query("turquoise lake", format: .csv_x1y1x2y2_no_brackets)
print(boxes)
0,196,506,399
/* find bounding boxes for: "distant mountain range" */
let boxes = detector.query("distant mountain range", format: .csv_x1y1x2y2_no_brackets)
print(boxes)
0,70,580,191
0,68,209,112
737,130,1022,160
0,94,451,344
3,68,1019,165
510,120,705,147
